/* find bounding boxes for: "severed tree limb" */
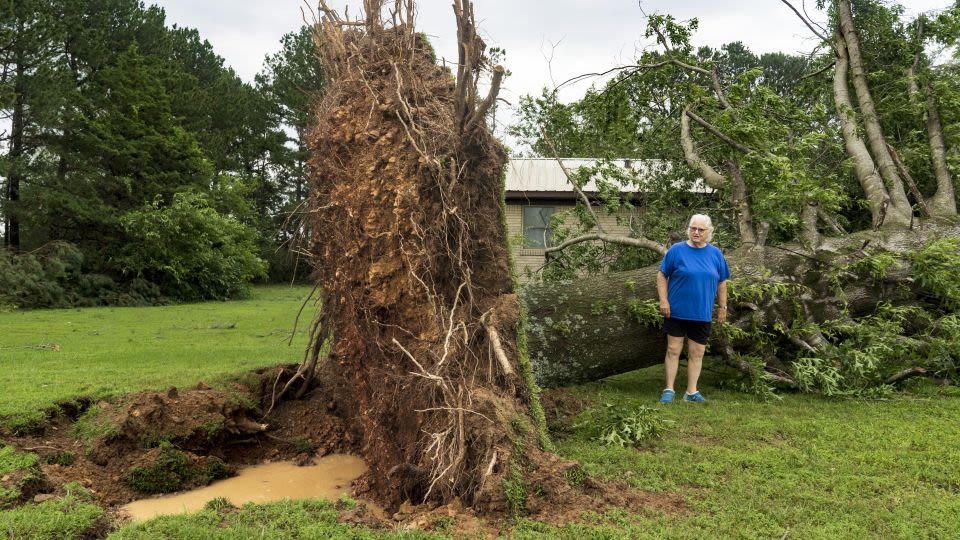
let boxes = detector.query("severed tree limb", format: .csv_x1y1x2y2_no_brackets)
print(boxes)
923,80,957,216
719,339,798,388
801,200,820,249
464,65,504,134
726,159,757,244
817,207,847,235
833,28,892,229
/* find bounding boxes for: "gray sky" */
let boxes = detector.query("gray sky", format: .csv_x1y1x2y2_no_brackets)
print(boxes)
142,1,960,143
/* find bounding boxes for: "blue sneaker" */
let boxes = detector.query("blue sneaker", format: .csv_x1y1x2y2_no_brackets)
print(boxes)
684,391,706,403
659,389,675,404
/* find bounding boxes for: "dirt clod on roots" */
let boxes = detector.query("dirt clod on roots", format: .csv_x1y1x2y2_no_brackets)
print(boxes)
305,0,528,510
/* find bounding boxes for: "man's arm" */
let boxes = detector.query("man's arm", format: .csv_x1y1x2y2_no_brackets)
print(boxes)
657,271,670,318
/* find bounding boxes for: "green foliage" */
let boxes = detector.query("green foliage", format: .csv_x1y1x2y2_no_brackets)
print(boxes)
0,243,162,309
846,250,899,280
626,298,663,328
126,441,193,494
203,497,234,512
503,464,528,519
576,404,672,448
116,192,267,301
0,445,44,507
911,237,960,310
794,304,926,396
70,405,120,449
125,442,230,495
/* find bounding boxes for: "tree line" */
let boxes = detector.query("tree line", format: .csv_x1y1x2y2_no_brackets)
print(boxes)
0,0,322,307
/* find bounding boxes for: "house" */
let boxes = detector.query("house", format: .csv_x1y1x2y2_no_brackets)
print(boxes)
503,158,706,278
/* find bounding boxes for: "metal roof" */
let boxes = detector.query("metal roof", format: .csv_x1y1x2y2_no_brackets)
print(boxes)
504,158,710,194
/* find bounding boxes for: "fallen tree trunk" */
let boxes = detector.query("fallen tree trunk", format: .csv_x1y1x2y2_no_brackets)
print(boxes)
525,224,958,389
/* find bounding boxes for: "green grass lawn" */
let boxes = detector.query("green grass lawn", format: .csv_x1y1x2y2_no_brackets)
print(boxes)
3,289,960,538
0,285,315,429
522,367,960,539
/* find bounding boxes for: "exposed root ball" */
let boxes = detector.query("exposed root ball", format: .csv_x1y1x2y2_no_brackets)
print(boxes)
306,1,533,508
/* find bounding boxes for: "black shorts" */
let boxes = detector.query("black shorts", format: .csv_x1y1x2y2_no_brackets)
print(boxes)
664,317,712,345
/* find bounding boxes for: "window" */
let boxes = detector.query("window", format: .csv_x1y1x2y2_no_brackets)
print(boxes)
522,206,554,248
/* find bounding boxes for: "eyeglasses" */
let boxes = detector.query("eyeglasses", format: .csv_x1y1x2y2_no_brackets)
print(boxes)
688,227,707,233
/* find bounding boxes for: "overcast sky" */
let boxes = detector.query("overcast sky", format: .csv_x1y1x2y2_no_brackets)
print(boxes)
148,0,952,141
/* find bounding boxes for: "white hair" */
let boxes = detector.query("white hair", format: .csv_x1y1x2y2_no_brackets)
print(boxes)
688,214,714,242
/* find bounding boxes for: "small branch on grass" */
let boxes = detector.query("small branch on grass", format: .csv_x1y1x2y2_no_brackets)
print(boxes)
884,367,928,385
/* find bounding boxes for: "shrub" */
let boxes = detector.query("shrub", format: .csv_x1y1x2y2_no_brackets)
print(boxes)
116,192,267,301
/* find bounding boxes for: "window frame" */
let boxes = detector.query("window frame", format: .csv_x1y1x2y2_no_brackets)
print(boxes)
521,205,555,249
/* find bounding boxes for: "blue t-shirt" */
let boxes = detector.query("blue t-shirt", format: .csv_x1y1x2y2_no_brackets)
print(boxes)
659,242,730,322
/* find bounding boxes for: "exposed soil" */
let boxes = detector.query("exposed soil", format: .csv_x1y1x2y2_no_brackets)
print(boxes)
2,366,353,508
540,388,591,438
2,364,687,535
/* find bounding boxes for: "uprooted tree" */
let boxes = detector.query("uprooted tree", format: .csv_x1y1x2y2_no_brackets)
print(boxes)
518,0,960,393
299,0,552,510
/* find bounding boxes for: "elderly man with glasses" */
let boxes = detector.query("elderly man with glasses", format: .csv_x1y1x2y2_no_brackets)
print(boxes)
655,214,730,404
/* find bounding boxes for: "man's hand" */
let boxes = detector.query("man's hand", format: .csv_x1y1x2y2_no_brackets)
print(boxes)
659,301,671,318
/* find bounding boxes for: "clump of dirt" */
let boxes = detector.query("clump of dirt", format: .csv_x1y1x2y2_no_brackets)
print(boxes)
2,366,355,508
540,389,590,438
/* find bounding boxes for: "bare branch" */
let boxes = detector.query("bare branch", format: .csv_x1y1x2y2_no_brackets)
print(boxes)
544,232,667,256
798,60,835,81
539,129,607,234
780,0,832,45
885,367,928,385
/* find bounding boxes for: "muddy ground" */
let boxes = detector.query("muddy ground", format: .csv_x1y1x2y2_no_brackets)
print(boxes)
2,367,687,535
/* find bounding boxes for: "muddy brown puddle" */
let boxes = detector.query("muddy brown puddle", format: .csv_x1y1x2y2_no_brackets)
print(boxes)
121,454,367,522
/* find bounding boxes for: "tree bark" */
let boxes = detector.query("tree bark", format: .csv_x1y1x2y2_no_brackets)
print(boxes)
923,80,957,216
726,159,757,245
836,0,912,226
680,105,726,190
833,30,891,229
